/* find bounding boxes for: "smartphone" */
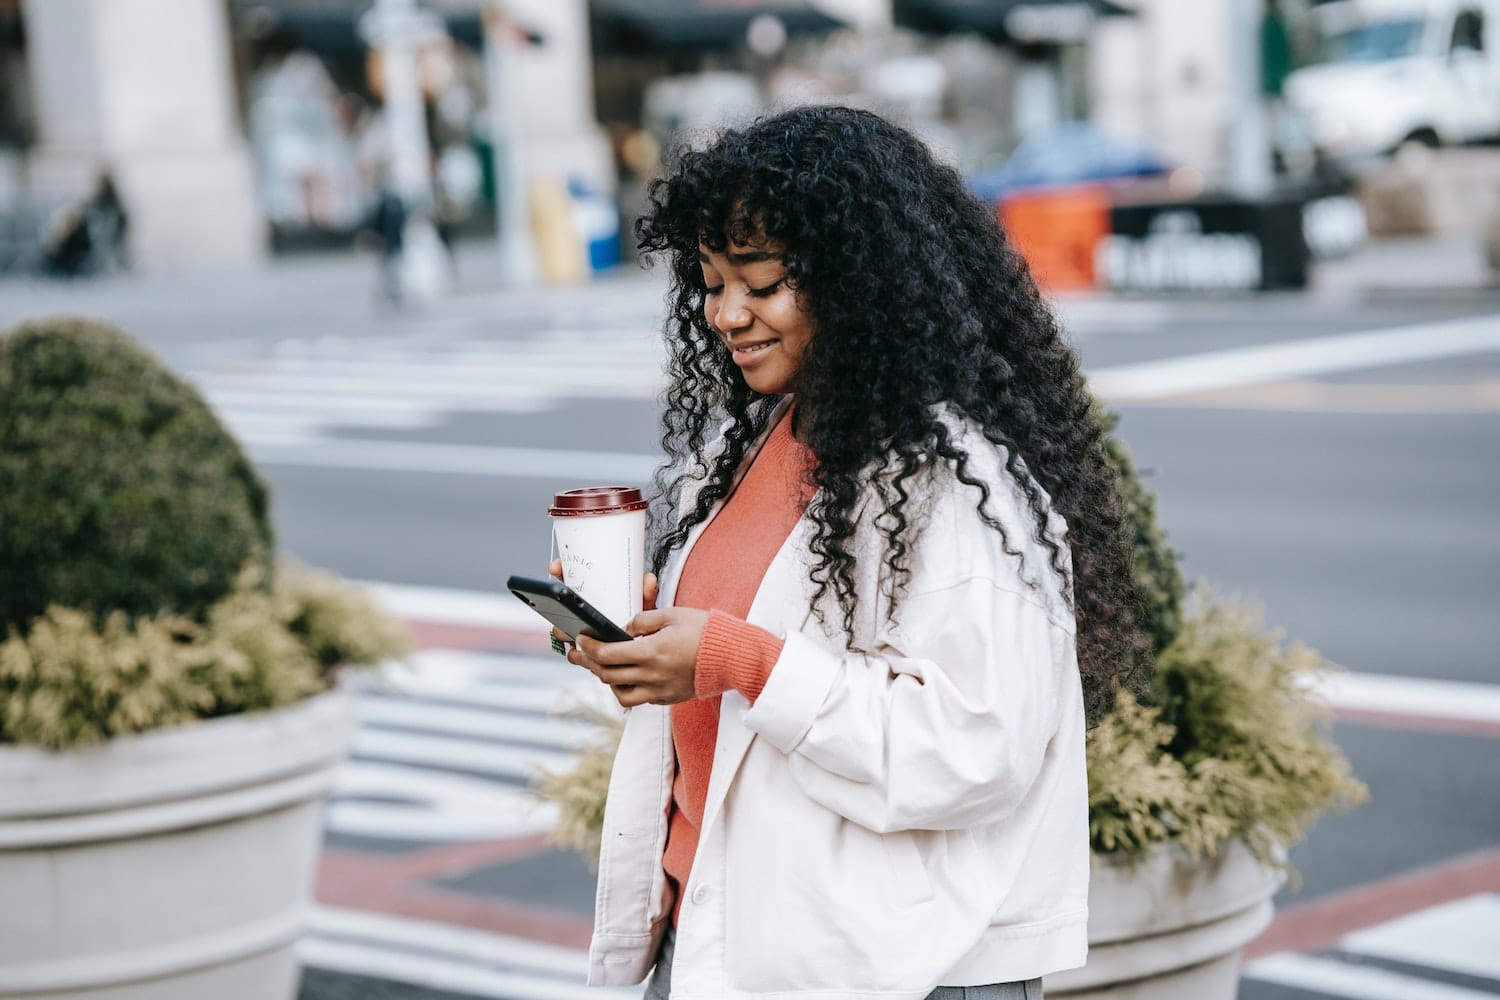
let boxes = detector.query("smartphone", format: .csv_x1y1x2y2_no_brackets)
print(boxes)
506,575,633,643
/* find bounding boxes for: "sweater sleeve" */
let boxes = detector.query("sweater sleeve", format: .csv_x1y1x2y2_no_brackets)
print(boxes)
694,609,783,703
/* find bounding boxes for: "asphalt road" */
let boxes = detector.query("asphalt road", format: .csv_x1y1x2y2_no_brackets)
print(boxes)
4,250,1497,1000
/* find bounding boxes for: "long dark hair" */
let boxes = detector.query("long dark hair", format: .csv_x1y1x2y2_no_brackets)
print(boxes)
638,105,1146,723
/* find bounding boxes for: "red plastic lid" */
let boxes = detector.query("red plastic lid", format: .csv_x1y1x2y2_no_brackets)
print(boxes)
548,486,649,517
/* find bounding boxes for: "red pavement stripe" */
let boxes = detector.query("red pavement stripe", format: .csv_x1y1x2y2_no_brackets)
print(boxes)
332,834,560,884
405,620,549,653
316,845,594,950
1244,846,1500,959
1327,707,1500,739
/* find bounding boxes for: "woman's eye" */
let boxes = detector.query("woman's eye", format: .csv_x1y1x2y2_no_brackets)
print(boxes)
747,277,786,298
703,285,723,297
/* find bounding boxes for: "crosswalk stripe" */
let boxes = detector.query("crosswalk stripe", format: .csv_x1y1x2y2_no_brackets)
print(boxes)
351,727,575,781
1089,314,1500,402
247,438,660,481
297,937,638,1000
362,584,543,631
328,760,554,842
306,906,598,980
1338,895,1500,982
324,647,604,842
1244,952,1499,1000
1306,673,1500,729
355,696,600,749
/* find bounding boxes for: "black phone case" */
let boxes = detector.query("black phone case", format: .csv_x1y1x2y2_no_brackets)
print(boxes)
506,575,633,643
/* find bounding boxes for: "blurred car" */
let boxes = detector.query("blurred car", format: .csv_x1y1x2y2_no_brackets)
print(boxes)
1284,0,1500,167
967,121,1172,203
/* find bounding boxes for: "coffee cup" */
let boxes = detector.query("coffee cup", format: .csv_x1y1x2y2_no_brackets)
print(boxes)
549,486,649,629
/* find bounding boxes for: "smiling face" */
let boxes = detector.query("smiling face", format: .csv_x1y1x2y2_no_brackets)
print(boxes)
699,238,813,397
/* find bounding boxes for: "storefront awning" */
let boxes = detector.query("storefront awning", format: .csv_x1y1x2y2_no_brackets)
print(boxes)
895,0,1135,45
231,0,486,50
590,0,847,53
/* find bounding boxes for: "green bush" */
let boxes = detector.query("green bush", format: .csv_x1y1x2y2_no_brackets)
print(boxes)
0,317,273,632
0,562,410,750
1087,592,1366,868
1102,413,1185,658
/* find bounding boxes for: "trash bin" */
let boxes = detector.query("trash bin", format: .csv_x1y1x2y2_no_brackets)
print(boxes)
999,186,1112,293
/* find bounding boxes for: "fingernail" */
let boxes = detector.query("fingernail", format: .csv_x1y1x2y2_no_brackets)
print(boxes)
551,636,568,656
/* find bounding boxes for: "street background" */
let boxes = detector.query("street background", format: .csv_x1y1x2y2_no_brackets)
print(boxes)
2,0,1500,997
3,237,1496,1000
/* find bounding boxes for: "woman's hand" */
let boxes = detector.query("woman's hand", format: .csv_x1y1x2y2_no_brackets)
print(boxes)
569,607,710,708
547,559,658,650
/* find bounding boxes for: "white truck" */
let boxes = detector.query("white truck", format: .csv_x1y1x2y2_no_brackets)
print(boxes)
1283,0,1500,164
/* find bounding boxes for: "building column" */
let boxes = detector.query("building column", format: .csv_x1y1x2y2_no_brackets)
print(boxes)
504,0,613,199
22,0,265,270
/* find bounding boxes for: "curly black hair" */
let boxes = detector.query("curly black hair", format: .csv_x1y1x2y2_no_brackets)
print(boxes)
637,105,1146,724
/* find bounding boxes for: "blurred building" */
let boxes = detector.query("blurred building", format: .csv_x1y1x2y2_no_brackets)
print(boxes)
15,0,265,270
2,0,1328,273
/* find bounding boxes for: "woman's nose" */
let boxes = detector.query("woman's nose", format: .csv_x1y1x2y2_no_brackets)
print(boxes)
714,290,752,333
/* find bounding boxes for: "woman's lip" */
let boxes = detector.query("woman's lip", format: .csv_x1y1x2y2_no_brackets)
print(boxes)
729,339,778,366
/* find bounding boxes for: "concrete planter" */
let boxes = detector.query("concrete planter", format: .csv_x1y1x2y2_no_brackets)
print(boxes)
1048,840,1284,999
0,687,355,1000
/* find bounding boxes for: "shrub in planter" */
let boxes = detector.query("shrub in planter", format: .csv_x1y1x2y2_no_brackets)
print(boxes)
0,560,409,749
0,316,273,632
0,315,411,748
0,316,409,1000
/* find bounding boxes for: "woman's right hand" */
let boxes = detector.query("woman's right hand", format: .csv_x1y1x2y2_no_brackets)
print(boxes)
547,559,658,650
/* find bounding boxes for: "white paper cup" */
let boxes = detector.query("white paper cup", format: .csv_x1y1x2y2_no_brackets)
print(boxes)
549,486,648,629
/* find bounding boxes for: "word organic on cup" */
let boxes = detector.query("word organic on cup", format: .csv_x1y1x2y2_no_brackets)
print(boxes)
548,486,649,629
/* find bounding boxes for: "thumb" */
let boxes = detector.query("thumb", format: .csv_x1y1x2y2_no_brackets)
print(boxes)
643,572,659,612
627,608,671,638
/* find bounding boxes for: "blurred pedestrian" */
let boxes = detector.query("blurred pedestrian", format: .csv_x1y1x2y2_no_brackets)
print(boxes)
85,171,130,273
40,171,130,278
561,105,1146,999
365,177,406,305
40,204,92,278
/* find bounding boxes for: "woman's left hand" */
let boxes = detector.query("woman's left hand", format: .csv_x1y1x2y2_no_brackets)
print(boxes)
569,607,709,708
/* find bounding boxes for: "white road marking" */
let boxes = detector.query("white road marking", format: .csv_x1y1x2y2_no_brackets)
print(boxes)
328,760,557,842
204,314,1500,475
351,728,574,780
1339,894,1500,982
247,438,659,481
364,582,543,631
1309,671,1500,728
355,697,600,749
1089,314,1500,402
306,906,600,979
297,938,639,1000
1244,951,1499,1000
365,667,611,716
322,644,615,842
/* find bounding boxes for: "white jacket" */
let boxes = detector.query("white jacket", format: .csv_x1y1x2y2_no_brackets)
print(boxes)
588,399,1090,1000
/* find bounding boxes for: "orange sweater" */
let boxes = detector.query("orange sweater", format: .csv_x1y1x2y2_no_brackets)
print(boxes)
664,408,816,924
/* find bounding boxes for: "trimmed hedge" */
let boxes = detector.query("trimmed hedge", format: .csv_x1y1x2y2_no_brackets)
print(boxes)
0,317,273,632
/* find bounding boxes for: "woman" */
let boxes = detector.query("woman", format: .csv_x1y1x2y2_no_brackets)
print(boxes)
563,105,1146,1000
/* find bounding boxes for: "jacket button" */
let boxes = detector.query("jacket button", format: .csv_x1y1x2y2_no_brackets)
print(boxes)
691,885,711,905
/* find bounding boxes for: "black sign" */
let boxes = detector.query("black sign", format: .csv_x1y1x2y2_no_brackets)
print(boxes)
1101,195,1310,292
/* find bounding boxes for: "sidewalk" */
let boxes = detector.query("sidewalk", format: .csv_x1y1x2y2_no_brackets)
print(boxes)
1311,233,1498,298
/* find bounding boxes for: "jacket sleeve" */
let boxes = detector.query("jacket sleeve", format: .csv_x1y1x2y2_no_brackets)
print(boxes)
739,573,1077,834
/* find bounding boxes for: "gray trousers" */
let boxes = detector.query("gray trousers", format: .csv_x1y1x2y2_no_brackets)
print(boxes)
644,929,1043,1000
